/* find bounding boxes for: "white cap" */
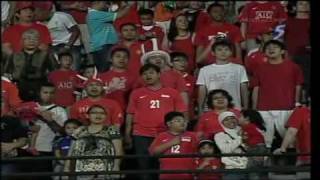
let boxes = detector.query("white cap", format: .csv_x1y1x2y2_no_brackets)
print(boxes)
140,50,171,66
218,111,236,123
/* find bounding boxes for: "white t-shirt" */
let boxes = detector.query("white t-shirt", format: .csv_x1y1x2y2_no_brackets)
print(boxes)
196,63,248,108
35,104,68,152
46,11,81,46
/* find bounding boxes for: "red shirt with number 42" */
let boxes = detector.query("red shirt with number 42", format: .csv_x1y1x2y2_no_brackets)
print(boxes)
149,131,199,180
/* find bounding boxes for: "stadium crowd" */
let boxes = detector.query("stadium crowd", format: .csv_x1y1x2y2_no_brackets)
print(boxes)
1,1,310,180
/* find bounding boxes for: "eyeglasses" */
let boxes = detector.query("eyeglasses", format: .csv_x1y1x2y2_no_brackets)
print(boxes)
89,111,106,115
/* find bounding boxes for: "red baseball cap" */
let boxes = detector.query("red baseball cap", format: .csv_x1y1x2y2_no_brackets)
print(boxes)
15,1,34,12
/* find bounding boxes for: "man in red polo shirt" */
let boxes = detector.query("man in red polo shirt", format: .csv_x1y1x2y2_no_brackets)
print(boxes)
69,78,123,127
2,1,52,54
195,2,243,66
125,64,187,180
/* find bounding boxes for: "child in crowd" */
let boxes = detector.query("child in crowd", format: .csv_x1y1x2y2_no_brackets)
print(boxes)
195,139,222,180
48,52,79,109
239,109,268,180
52,119,82,180
75,64,97,100
149,111,199,180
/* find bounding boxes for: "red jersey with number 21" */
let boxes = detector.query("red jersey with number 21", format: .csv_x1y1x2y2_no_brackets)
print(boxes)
127,87,187,137
149,131,198,180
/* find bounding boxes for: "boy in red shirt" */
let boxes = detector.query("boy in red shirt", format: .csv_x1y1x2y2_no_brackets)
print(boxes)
48,52,79,108
2,1,52,54
149,111,199,180
98,47,135,112
251,40,304,110
69,78,123,127
195,140,222,180
170,52,197,121
125,64,187,180
137,8,165,45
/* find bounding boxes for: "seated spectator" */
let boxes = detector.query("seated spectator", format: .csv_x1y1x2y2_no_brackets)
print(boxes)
170,52,197,121
2,1,52,54
149,111,199,180
238,1,287,52
166,14,196,74
48,52,79,109
137,8,165,45
195,139,222,180
239,109,268,180
125,64,187,180
65,105,123,180
52,119,82,180
1,76,22,116
27,82,68,180
195,3,243,65
40,4,82,71
195,89,241,140
98,47,135,112
1,115,28,179
196,40,249,113
69,78,123,127
3,28,57,101
86,1,133,72
214,111,248,180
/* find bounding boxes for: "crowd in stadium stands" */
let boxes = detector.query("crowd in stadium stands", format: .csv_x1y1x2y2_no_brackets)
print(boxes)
1,1,310,180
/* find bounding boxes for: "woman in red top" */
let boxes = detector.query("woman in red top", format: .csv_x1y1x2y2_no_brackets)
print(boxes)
166,14,196,74
195,89,241,140
239,109,268,180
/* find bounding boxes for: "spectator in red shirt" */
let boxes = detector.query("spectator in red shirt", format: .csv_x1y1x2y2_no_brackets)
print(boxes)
195,89,241,140
195,3,243,66
69,78,123,127
166,14,197,74
138,48,189,106
239,109,268,180
115,23,144,78
170,52,197,121
238,1,287,52
2,1,52,55
245,27,273,77
114,2,140,32
149,111,199,180
251,40,304,111
1,76,22,116
284,1,310,102
98,47,135,112
125,64,187,180
137,8,165,46
195,139,222,180
274,106,311,166
48,52,79,108
184,1,210,33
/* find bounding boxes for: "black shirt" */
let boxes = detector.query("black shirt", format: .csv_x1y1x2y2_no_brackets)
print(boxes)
1,115,28,143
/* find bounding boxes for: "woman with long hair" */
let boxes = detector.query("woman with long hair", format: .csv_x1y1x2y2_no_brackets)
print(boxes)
165,13,197,74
